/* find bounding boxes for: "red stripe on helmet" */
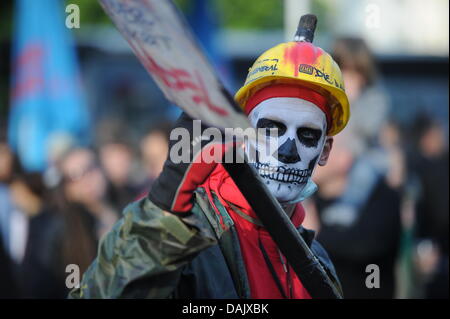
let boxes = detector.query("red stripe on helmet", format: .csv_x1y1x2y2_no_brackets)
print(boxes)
245,84,331,131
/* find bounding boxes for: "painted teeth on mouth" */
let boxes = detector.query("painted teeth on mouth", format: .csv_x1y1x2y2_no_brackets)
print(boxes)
253,162,311,183
254,163,311,177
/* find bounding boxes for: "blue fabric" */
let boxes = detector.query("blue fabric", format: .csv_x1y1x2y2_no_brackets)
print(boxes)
9,0,90,172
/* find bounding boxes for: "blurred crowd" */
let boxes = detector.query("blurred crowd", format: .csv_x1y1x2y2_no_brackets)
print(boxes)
0,120,172,298
304,38,449,299
0,37,448,299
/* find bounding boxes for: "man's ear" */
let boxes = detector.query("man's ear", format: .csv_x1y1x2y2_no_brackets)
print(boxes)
318,137,333,166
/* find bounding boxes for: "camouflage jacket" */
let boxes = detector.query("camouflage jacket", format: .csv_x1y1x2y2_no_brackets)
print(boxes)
69,188,340,299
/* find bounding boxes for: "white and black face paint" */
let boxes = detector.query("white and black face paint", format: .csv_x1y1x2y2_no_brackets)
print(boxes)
247,97,327,204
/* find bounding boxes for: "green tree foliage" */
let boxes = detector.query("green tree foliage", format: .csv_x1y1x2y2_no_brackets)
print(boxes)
215,0,283,30
65,0,283,30
65,0,112,26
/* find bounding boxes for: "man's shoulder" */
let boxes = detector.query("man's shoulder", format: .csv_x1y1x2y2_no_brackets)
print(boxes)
297,226,333,268
299,226,343,295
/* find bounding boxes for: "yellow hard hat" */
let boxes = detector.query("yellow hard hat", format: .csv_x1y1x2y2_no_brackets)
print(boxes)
235,41,350,136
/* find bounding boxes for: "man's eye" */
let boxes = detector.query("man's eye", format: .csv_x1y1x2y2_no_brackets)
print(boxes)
256,119,286,136
265,122,278,129
300,130,315,139
297,128,322,147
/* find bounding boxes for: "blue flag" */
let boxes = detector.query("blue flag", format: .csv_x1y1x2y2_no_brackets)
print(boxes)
9,0,90,172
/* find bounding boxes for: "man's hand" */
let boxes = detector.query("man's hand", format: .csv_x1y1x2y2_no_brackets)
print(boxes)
148,112,232,215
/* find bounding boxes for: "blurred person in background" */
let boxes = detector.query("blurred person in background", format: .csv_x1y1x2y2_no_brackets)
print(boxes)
332,37,390,153
138,123,171,193
1,139,120,298
1,130,34,298
9,169,65,298
0,131,15,255
55,147,118,244
0,128,20,298
307,133,402,299
323,37,395,229
96,120,142,211
303,37,403,298
0,235,19,298
408,114,448,299
35,146,120,297
100,141,140,210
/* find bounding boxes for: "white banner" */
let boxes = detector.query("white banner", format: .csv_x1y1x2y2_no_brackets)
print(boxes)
99,0,250,131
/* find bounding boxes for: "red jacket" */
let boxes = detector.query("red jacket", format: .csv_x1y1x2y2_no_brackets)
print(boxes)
201,164,311,299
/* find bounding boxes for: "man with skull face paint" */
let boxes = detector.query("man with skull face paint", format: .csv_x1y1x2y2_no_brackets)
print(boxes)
245,85,333,206
70,33,350,299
